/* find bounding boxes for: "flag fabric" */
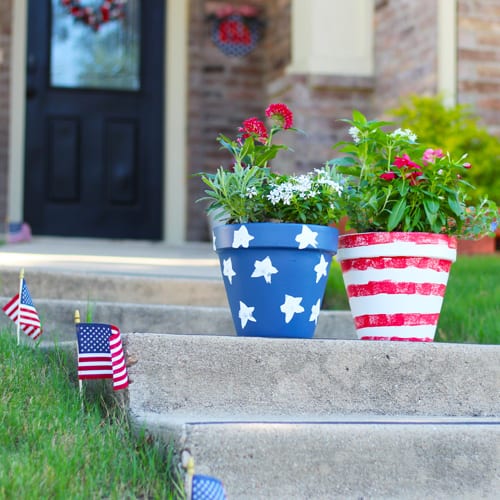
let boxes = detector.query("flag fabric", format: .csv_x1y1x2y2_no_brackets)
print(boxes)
192,474,227,500
76,323,128,391
2,278,43,340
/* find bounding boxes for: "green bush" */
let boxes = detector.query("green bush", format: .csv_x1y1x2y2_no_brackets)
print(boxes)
390,95,500,204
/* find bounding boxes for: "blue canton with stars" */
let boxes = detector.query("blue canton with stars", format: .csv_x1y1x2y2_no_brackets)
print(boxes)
192,474,226,500
77,324,111,354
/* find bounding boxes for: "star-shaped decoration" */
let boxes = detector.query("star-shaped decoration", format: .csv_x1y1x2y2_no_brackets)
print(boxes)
222,257,236,284
251,256,279,284
314,254,329,283
295,225,318,249
212,232,216,251
232,225,255,248
309,298,321,324
280,294,304,323
239,301,256,329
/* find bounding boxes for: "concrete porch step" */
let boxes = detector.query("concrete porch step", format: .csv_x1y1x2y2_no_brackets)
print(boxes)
0,268,227,307
125,334,499,419
0,297,357,342
162,417,499,499
125,334,500,499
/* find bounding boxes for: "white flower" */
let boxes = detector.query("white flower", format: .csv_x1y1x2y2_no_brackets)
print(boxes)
391,128,417,143
348,126,361,144
246,186,258,198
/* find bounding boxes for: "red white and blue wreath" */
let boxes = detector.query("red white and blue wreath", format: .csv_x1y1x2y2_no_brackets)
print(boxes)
60,0,127,31
210,6,263,57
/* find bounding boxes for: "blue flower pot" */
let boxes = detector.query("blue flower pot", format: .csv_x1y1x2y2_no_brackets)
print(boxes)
213,223,339,338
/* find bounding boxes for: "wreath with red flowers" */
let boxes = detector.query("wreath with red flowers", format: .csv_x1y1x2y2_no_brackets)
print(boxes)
60,0,127,31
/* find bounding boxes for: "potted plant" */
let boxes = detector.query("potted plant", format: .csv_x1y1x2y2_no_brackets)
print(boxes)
329,110,498,342
199,104,345,338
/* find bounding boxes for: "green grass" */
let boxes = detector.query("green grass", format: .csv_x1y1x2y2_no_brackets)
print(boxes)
323,254,500,344
0,332,184,499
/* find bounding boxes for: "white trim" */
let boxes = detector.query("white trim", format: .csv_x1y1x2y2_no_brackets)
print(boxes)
437,0,458,106
8,0,188,243
288,0,374,76
7,0,27,224
164,0,188,243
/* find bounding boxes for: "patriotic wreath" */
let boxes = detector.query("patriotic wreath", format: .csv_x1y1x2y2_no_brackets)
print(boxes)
60,0,127,31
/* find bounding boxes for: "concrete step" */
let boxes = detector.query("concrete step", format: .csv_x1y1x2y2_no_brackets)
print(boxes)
160,418,500,499
125,334,500,499
0,268,228,307
0,297,357,342
125,334,500,420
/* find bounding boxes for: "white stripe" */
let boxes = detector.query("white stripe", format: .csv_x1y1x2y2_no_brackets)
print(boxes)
78,369,113,376
341,267,451,286
337,242,456,261
349,294,444,316
356,324,438,339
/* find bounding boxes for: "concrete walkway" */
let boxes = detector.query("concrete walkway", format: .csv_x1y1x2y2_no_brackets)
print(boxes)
0,236,220,280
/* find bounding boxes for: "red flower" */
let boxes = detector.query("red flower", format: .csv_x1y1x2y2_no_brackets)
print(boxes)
406,169,424,185
463,162,472,169
380,172,397,181
239,117,268,143
265,103,294,129
393,154,422,170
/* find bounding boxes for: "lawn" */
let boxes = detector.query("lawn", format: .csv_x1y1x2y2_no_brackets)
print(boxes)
0,332,183,499
323,254,500,344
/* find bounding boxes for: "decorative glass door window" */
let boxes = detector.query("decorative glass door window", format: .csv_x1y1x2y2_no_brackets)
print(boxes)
50,0,141,91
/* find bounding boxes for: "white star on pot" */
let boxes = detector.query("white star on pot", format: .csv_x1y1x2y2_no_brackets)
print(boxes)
309,298,321,324
295,225,318,249
280,294,304,323
314,254,329,283
232,225,255,248
222,257,236,284
239,301,256,329
251,256,278,284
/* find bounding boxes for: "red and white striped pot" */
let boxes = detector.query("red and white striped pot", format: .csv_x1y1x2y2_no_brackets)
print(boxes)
337,232,457,342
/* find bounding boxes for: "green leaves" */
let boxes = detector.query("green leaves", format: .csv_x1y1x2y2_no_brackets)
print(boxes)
387,198,407,231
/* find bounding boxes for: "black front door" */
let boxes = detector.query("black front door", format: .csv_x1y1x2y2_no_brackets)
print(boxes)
25,0,165,239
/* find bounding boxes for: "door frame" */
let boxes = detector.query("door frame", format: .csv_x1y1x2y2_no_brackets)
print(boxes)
8,0,188,243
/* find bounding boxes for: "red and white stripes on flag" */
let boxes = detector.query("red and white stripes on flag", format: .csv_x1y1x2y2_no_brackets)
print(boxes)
76,323,129,391
337,232,457,342
2,278,43,340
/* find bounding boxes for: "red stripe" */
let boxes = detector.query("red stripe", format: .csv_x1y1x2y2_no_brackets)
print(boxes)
347,281,447,297
78,373,113,380
354,313,440,328
339,232,457,248
340,257,452,273
359,335,433,342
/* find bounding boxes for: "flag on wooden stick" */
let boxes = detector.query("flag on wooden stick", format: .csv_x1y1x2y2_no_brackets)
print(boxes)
76,322,129,391
2,271,43,342
182,451,227,500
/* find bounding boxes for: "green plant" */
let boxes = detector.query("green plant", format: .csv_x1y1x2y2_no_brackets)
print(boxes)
329,110,497,238
199,103,346,226
391,95,500,205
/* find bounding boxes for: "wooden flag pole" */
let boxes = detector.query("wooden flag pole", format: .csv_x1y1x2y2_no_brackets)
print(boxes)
74,309,83,405
16,269,24,345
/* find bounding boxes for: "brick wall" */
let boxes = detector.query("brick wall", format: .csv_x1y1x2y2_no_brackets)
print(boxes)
457,0,500,137
0,0,12,227
372,0,439,117
186,0,268,240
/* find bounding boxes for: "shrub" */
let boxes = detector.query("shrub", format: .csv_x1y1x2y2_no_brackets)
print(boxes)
390,95,500,205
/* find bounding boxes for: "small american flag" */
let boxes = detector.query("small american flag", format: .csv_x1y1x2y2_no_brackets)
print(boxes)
76,323,128,391
2,278,43,340
192,474,227,500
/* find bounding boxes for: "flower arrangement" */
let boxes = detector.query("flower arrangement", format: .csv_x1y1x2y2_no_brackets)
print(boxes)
199,104,345,227
328,110,498,239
